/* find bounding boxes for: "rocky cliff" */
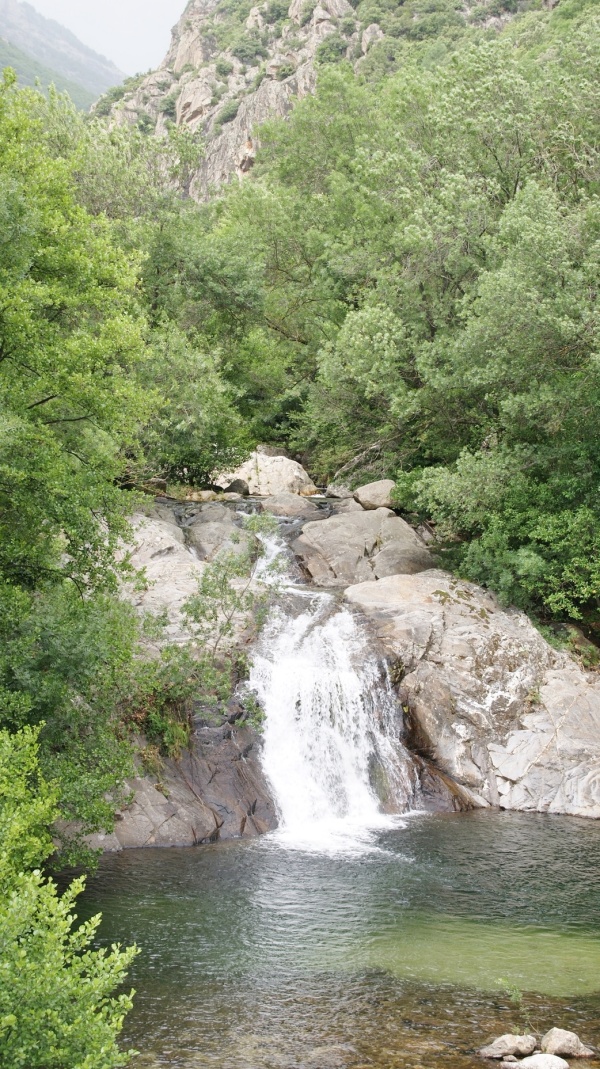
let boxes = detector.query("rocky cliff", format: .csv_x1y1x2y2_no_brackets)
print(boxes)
102,0,516,197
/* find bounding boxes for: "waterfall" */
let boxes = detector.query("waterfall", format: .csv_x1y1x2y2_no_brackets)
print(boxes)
249,541,418,851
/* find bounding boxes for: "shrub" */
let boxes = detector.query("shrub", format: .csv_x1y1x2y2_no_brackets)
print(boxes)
160,90,179,117
231,34,268,62
315,33,348,62
265,0,290,21
0,728,138,1069
216,58,234,77
215,97,241,125
277,61,296,78
299,0,315,24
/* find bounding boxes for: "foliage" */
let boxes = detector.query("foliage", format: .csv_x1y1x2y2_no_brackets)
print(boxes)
315,34,349,64
159,90,179,117
137,326,249,485
200,2,600,624
94,74,145,118
0,728,138,1069
216,58,234,77
231,35,268,63
215,96,241,125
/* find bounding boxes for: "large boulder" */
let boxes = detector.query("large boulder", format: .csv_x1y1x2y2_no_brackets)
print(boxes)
217,450,317,497
293,508,433,587
345,571,600,817
479,1035,537,1059
187,502,237,525
263,491,319,517
187,521,254,561
354,478,396,509
541,1030,594,1058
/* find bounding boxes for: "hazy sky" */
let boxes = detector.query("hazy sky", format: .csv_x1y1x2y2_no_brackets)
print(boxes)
28,1,184,75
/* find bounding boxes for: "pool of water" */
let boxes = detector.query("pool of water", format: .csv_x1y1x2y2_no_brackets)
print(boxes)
81,811,600,1069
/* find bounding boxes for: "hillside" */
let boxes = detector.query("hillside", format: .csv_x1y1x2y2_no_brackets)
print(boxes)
0,36,95,108
102,0,533,197
0,0,124,99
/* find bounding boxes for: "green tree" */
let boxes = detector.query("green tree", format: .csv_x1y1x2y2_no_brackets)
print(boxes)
0,727,138,1069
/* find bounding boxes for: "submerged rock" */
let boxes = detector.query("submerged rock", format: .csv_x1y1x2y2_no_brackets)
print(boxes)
345,570,600,818
541,1030,594,1058
479,1035,537,1059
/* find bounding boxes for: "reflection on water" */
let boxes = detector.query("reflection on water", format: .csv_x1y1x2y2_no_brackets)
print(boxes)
80,811,600,1069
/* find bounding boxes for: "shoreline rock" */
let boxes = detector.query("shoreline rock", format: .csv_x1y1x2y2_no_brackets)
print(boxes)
345,570,600,818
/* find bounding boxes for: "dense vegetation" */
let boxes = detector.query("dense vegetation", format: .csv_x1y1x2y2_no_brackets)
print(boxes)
0,0,598,1062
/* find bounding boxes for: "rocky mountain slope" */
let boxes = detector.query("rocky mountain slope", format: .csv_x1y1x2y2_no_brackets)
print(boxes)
104,0,523,197
0,0,124,101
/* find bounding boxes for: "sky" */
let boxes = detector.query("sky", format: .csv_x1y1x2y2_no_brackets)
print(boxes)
27,0,185,75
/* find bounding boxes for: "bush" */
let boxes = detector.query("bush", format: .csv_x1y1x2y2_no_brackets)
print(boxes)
299,0,315,24
216,58,234,77
315,33,348,63
231,34,268,63
277,61,296,79
215,96,241,125
160,90,179,117
0,728,138,1069
265,0,290,21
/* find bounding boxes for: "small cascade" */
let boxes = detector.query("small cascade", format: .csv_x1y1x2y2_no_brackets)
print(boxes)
248,542,418,851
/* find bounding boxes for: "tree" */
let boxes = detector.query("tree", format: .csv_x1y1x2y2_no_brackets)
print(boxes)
0,727,138,1069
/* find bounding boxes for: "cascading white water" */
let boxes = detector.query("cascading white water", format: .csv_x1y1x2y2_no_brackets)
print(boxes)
249,533,418,851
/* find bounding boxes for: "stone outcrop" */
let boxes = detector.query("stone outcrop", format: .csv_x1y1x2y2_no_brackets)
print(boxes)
91,718,277,851
345,570,600,818
105,500,279,850
293,508,433,587
217,450,317,496
353,478,396,510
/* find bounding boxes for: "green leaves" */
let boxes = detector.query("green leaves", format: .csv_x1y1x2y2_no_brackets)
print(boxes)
0,730,138,1069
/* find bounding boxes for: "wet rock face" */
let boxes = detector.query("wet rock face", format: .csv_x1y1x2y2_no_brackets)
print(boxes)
345,571,600,818
92,721,277,851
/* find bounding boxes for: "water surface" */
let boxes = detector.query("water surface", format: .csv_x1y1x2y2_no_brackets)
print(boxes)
81,810,600,1069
